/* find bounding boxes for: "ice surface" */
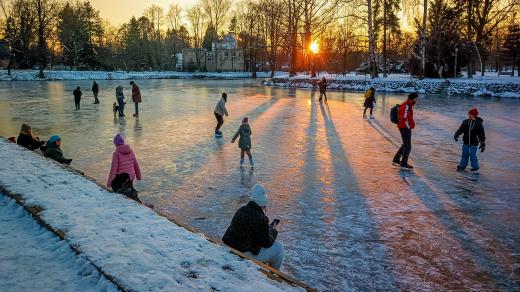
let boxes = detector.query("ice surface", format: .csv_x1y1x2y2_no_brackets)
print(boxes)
0,194,118,292
1,79,519,291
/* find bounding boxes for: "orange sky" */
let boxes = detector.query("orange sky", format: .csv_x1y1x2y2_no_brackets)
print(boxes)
90,0,197,25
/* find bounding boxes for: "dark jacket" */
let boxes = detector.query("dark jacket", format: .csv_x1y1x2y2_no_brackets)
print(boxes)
233,124,252,150
222,201,278,255
44,142,71,164
17,133,44,151
73,89,82,100
92,83,99,93
363,91,376,107
454,117,485,146
318,79,327,93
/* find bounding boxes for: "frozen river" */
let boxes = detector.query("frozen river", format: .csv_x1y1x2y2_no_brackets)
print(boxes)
1,79,519,291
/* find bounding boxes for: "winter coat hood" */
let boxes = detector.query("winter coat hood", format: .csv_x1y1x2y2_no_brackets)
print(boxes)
116,144,133,155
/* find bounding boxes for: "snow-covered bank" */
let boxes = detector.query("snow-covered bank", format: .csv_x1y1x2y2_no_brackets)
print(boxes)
0,194,118,292
0,139,304,291
264,73,520,98
0,69,283,81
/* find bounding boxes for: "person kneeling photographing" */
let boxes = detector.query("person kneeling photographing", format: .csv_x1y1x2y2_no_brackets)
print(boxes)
222,184,284,269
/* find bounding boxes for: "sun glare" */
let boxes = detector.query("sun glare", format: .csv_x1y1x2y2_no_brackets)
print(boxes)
309,41,319,54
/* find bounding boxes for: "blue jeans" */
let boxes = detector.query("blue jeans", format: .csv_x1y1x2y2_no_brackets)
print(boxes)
459,144,479,170
117,98,125,116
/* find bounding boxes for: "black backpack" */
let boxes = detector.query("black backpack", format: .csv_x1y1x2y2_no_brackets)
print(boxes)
390,104,400,124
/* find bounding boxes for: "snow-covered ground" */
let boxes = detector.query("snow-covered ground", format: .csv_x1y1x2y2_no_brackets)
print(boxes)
266,72,520,98
0,140,302,291
0,69,283,81
1,79,519,291
0,194,117,292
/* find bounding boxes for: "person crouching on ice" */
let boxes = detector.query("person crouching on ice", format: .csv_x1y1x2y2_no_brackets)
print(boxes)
222,184,284,269
231,117,254,168
44,135,72,165
454,108,485,174
107,133,142,188
214,93,229,137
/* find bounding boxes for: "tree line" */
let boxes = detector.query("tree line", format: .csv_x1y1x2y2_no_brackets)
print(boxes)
0,0,519,78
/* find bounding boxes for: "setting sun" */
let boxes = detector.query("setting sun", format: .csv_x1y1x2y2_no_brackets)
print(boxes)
309,41,319,54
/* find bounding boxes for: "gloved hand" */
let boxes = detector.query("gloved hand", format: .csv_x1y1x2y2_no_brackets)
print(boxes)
65,159,73,165
454,135,458,142
479,142,485,152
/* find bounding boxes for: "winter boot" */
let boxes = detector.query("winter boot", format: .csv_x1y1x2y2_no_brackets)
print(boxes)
249,158,254,169
370,115,375,119
470,168,480,174
400,164,414,171
240,159,244,168
363,114,367,119
392,158,401,166
456,166,465,171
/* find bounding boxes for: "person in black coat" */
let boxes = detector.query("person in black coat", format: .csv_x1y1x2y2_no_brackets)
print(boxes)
16,123,46,152
92,81,100,104
73,86,82,110
222,184,284,269
454,108,486,173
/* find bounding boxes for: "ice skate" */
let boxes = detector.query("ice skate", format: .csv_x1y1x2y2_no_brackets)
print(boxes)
370,115,375,119
400,164,414,171
240,159,244,168
470,168,480,175
363,114,367,119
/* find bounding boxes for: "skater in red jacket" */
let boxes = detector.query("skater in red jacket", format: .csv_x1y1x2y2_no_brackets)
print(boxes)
392,93,418,170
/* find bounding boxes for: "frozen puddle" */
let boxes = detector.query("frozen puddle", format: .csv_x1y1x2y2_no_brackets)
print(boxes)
0,195,117,292
0,140,301,291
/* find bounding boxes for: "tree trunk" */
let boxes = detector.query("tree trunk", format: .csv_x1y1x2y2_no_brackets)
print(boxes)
383,0,387,77
368,0,378,78
421,0,427,79
467,0,473,78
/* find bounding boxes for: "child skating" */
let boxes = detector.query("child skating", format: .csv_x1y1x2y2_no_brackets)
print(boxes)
363,87,376,119
214,93,229,137
454,108,486,174
231,117,254,169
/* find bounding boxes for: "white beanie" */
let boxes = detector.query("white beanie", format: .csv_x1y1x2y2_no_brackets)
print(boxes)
251,184,268,207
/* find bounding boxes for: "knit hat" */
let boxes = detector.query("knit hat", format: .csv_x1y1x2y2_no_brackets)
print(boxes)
242,117,249,123
49,135,61,143
468,108,479,117
251,184,268,207
114,134,125,146
20,123,31,134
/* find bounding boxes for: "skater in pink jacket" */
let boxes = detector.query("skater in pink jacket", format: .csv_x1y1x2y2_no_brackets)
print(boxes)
107,133,142,187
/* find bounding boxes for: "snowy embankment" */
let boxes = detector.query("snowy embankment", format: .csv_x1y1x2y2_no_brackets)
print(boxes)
0,195,118,292
0,69,282,81
0,139,304,292
264,73,520,98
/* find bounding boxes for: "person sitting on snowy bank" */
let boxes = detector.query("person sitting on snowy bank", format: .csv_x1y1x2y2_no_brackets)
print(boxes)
107,133,142,188
454,108,486,174
222,184,284,269
44,135,72,165
17,123,46,152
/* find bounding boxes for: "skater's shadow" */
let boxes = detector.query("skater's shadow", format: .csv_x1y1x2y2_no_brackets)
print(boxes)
240,168,256,188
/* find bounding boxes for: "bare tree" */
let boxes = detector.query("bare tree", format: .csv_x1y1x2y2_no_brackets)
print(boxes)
187,4,207,70
368,0,378,77
33,0,58,78
201,0,232,38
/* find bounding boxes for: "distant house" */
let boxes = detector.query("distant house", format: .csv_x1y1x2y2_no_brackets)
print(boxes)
0,40,10,69
182,34,245,72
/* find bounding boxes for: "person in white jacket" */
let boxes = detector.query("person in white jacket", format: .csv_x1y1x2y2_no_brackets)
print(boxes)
214,93,229,136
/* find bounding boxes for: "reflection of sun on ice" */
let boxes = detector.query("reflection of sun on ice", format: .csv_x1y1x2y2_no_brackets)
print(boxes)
309,41,319,54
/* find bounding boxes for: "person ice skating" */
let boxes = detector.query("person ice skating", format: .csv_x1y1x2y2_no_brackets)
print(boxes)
214,93,229,137
44,135,72,165
16,123,46,152
110,172,142,203
232,117,254,168
130,81,141,117
107,133,142,187
317,77,328,102
363,87,376,119
92,81,100,104
222,184,284,269
454,108,486,174
392,92,418,171
115,85,125,116
73,86,82,110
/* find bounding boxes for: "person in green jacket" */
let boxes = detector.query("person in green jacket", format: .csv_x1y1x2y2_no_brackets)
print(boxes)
44,135,72,165
231,117,254,169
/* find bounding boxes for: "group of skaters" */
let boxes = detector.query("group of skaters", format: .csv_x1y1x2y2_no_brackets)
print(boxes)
7,78,487,272
71,80,143,118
